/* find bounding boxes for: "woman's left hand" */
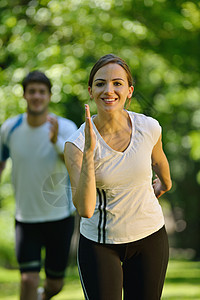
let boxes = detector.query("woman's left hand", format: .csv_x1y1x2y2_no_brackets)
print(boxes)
84,104,96,152
152,175,166,199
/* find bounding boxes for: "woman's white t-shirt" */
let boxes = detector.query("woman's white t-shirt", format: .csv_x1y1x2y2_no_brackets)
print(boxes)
67,111,165,244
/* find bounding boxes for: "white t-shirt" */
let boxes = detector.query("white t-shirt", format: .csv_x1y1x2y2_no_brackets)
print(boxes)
0,113,77,223
67,111,165,244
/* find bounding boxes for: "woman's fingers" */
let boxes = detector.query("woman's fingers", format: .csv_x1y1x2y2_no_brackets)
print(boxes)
85,104,92,134
84,104,96,151
85,104,91,120
85,104,93,133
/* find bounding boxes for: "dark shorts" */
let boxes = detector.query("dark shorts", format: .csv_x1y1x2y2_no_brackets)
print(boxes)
78,226,169,300
15,216,74,279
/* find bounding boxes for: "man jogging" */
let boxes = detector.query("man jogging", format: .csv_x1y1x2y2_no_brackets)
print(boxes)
0,71,77,300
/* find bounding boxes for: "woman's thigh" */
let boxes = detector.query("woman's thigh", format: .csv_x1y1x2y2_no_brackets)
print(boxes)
123,226,169,300
78,235,123,300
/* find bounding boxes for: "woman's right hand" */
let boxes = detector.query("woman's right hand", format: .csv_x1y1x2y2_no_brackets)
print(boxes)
84,104,96,152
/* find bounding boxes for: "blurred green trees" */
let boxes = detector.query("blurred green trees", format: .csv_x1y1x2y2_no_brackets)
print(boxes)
0,0,200,259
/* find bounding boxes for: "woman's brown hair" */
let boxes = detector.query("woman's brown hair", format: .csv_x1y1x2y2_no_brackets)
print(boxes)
88,54,134,88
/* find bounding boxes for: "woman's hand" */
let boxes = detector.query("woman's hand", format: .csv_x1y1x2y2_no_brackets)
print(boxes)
84,104,96,152
152,175,167,198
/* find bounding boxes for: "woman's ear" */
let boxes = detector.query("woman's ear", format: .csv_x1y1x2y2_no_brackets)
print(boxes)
88,86,93,99
128,86,134,99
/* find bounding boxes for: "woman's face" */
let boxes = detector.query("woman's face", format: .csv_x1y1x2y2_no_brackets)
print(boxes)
88,63,134,114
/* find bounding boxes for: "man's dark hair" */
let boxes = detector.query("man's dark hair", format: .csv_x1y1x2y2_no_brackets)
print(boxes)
22,70,52,93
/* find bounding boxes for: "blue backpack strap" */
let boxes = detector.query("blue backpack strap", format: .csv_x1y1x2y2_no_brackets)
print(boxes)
6,114,23,143
1,114,23,161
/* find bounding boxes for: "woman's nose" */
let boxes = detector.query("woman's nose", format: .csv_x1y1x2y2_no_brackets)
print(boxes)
104,83,114,94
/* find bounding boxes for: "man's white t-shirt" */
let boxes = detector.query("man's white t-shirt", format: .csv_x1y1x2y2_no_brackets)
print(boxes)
0,113,77,223
67,111,165,244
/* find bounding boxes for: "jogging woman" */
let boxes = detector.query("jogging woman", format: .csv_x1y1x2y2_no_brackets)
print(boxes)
64,54,172,300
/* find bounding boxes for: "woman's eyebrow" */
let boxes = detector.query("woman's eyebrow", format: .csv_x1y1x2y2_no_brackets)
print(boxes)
94,78,106,82
112,78,125,82
94,78,125,82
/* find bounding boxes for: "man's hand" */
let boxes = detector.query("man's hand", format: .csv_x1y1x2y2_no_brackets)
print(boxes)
47,115,58,144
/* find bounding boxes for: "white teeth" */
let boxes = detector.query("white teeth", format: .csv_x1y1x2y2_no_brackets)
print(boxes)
103,98,116,102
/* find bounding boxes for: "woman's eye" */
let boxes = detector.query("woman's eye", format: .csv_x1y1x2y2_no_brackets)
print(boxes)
96,82,104,87
114,82,121,86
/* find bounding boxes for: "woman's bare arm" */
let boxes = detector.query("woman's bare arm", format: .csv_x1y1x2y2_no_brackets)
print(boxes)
151,134,172,198
64,105,96,218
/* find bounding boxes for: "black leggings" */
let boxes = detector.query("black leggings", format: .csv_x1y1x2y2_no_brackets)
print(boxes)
78,226,169,300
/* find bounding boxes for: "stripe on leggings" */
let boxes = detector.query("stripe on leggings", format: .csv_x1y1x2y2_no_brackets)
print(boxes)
97,188,103,243
77,250,89,300
102,189,107,243
97,188,107,243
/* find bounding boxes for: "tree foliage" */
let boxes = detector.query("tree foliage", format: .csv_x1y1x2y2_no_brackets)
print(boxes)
0,0,200,256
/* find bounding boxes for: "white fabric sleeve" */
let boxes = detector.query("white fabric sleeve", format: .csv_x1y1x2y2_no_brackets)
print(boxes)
146,117,162,145
53,136,66,154
54,116,78,154
152,119,162,145
66,123,85,153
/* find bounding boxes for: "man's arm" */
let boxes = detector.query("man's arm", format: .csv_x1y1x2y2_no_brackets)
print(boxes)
0,161,6,182
48,115,77,161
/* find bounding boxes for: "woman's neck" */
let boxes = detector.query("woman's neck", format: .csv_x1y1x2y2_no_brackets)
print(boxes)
93,110,130,134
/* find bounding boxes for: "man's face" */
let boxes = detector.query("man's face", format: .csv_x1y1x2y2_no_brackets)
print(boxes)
24,82,51,115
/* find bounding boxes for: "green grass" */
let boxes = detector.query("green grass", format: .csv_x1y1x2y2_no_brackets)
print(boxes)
162,260,200,300
0,265,84,300
0,260,200,299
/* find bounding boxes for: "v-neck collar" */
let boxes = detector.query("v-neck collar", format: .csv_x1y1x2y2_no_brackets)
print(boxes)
91,111,135,155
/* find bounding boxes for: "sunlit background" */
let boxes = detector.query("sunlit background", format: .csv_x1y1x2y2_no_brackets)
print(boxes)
0,0,200,298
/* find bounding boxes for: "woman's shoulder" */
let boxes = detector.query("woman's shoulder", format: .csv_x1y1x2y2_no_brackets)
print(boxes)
66,122,85,152
128,111,160,128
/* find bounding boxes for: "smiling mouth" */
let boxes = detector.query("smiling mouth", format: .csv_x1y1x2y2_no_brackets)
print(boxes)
102,98,118,103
